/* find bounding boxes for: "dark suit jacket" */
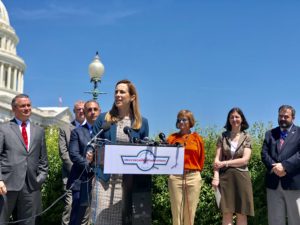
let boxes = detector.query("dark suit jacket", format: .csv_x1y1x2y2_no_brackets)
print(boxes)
59,121,75,185
261,125,300,190
0,119,48,191
67,124,93,191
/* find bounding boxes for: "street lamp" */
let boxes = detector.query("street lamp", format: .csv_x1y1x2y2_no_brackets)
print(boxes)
85,52,106,100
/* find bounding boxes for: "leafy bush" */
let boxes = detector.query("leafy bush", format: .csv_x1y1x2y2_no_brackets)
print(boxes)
153,122,270,225
42,126,64,225
42,123,270,225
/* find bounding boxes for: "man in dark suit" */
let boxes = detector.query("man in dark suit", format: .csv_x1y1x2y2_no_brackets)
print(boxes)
0,94,48,225
59,100,86,225
67,100,100,225
262,105,300,225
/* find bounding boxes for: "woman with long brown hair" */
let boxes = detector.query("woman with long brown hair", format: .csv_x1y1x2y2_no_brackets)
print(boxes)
91,79,149,225
212,107,254,225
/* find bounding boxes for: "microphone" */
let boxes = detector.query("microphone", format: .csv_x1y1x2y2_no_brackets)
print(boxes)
123,126,133,143
158,132,168,144
133,137,141,144
142,137,159,146
133,137,151,145
144,137,159,146
143,137,150,143
87,122,111,147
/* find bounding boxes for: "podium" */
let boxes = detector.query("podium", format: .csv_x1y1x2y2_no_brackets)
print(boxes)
103,144,184,225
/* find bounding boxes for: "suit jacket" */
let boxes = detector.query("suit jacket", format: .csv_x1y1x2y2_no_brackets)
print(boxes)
59,121,75,185
67,124,93,191
261,125,300,190
93,112,149,143
218,131,252,170
0,119,48,191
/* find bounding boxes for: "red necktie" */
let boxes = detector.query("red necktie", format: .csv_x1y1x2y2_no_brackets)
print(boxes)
21,122,28,150
279,138,284,149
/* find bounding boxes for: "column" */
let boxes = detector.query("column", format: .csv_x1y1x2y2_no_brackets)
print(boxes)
16,70,20,92
0,63,3,88
7,66,11,89
1,37,5,50
13,68,17,91
20,72,24,93
7,39,11,52
17,70,21,92
4,38,7,51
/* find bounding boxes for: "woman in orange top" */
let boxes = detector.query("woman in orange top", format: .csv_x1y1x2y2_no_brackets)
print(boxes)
167,109,205,225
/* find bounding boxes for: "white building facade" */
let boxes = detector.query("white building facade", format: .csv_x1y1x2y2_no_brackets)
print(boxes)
0,0,72,126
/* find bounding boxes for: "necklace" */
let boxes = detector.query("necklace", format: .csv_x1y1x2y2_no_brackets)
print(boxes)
230,131,240,142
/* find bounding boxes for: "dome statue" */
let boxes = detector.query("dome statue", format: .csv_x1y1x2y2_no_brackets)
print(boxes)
0,0,10,25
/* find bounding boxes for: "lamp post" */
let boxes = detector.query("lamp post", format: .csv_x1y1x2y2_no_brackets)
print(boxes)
85,52,106,100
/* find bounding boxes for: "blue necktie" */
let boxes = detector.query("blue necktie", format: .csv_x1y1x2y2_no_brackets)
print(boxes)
279,130,288,149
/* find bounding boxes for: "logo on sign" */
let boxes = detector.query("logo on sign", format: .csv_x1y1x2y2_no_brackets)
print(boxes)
121,149,169,171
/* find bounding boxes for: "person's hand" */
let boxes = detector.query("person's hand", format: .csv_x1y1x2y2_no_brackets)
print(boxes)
86,151,94,164
271,163,286,177
214,160,225,169
211,178,219,189
0,181,7,195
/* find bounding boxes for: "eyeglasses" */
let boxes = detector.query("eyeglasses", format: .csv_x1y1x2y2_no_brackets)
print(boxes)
87,107,99,113
177,118,189,123
75,108,84,112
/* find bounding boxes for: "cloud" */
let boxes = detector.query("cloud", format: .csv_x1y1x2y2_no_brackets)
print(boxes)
100,9,140,24
11,4,91,20
10,3,140,25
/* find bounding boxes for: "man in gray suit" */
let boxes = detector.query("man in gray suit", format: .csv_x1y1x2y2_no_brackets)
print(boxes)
0,94,48,225
59,100,86,225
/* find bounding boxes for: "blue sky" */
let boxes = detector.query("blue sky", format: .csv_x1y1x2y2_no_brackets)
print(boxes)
3,0,300,136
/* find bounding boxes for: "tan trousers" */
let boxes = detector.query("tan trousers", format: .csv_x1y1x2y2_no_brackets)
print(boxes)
168,172,202,225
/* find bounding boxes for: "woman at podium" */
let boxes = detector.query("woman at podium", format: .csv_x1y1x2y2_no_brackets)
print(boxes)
167,109,205,225
91,79,149,225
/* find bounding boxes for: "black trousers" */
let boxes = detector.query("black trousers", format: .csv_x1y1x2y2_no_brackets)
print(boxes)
122,175,152,225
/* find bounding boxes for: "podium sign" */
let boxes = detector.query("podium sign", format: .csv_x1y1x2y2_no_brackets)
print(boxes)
104,144,184,175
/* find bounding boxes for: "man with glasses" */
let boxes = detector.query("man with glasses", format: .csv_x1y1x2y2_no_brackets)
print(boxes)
59,100,86,225
67,100,101,225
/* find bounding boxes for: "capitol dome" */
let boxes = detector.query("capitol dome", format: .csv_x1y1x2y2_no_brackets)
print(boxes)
0,0,26,99
0,1,72,126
